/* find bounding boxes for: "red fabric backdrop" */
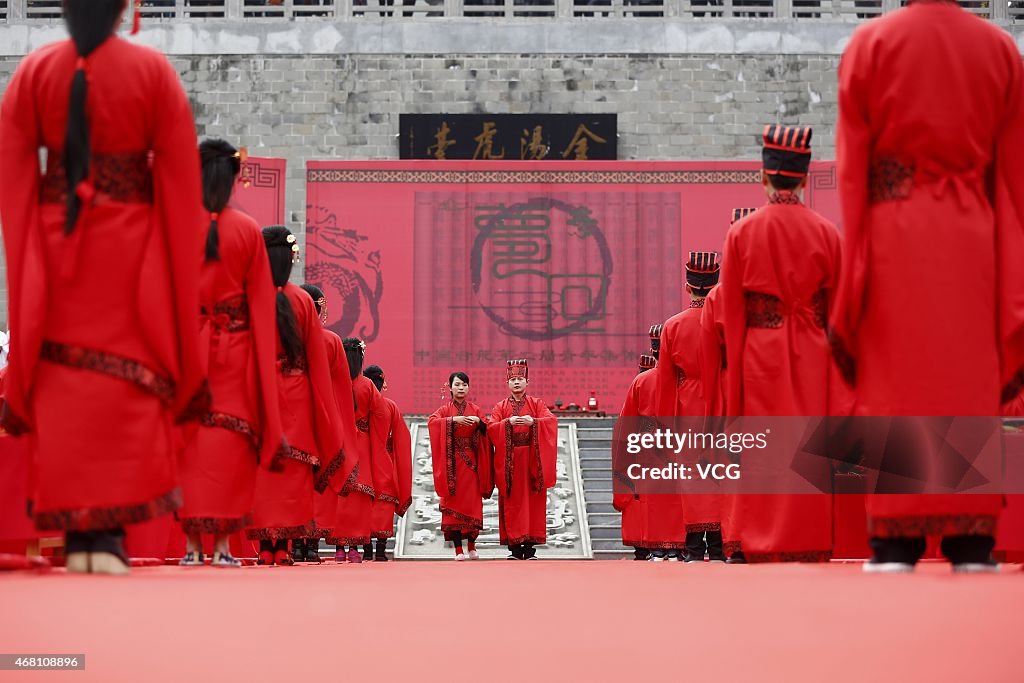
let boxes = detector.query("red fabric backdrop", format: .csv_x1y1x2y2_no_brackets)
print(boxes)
304,161,842,414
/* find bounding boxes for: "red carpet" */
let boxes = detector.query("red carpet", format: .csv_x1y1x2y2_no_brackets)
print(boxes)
2,561,1021,682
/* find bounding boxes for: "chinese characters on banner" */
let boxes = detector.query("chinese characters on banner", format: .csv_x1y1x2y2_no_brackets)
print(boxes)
401,114,617,161
305,161,841,413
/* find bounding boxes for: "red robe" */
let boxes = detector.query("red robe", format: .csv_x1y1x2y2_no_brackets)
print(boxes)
719,194,842,562
247,284,351,541
657,301,720,535
831,2,1023,537
0,37,208,531
312,329,359,540
178,207,284,535
614,369,687,550
331,375,388,546
699,287,740,552
369,396,413,539
428,400,493,540
487,396,558,546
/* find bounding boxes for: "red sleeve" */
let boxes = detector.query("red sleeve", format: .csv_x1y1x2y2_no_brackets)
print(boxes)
151,56,208,421
243,222,285,469
721,228,749,416
367,384,391,493
655,321,676,417
531,398,559,491
994,40,1024,404
426,405,453,497
390,400,413,516
473,403,494,497
699,292,724,419
0,56,43,432
829,29,875,388
318,331,359,494
486,403,512,496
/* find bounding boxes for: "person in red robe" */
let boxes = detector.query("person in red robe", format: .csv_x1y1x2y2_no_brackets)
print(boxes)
830,1,1024,572
613,354,678,561
427,372,493,560
656,252,726,562
486,359,558,560
330,338,388,564
719,125,842,563
702,208,757,563
0,1,208,574
362,365,413,561
292,284,359,564
246,228,354,566
177,140,284,568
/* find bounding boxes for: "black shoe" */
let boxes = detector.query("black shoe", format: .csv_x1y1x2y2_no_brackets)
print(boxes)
374,540,389,562
363,544,374,563
727,551,747,564
304,539,321,563
292,538,306,563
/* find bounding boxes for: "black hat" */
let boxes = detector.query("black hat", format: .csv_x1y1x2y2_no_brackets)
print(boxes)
685,251,721,289
762,124,812,178
731,207,758,224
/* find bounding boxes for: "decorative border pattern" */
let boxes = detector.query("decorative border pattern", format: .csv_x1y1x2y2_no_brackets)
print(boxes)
308,169,761,185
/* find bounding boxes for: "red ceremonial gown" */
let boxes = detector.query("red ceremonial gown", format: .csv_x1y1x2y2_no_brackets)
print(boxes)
658,302,720,536
0,37,208,531
312,329,359,540
428,400,493,540
699,286,740,551
178,207,284,534
720,194,842,562
487,396,558,546
615,370,686,550
331,375,387,546
369,397,413,539
248,285,352,541
831,2,1024,538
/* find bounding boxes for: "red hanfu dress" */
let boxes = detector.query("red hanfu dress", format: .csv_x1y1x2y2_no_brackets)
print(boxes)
615,368,687,550
428,400,493,540
831,1,1024,538
369,396,412,539
719,194,842,561
312,329,359,540
331,375,387,547
178,207,284,534
487,396,558,546
247,284,352,541
0,37,208,531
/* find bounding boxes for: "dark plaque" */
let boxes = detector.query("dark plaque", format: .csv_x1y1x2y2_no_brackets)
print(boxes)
399,114,617,161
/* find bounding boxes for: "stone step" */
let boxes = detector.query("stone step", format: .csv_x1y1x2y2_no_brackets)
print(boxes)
587,503,617,516
577,428,613,438
581,467,611,478
578,438,611,448
589,525,624,541
584,490,613,503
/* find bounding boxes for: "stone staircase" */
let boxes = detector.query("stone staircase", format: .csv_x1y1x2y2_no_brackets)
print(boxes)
571,417,630,559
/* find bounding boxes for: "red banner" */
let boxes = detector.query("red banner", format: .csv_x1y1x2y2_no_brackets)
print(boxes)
231,156,286,225
306,161,840,414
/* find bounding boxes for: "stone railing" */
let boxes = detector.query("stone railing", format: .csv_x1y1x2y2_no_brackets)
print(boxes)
3,0,1021,22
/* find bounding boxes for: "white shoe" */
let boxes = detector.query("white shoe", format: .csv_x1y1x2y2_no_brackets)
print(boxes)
666,555,681,562
467,550,479,560
952,562,1000,574
454,553,466,561
648,555,665,562
863,562,914,574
